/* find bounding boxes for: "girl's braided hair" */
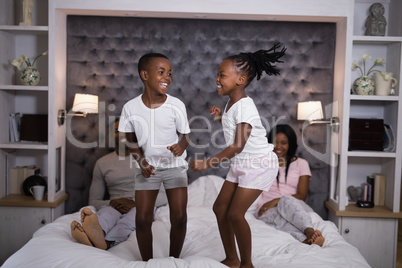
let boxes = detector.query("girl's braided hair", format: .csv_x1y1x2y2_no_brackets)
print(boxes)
225,42,286,85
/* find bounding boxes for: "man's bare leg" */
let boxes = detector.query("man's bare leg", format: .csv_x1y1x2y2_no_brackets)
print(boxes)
81,207,107,250
71,220,92,246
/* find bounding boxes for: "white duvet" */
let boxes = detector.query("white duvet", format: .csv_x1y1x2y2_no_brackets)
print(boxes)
2,175,370,268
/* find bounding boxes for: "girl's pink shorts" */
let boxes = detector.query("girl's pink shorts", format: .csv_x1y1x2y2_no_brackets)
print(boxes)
226,152,278,192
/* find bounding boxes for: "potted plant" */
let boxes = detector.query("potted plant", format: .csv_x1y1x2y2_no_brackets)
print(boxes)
352,54,385,95
10,51,48,86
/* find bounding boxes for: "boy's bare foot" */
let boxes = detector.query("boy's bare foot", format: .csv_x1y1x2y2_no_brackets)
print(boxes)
70,220,92,246
221,258,241,268
81,207,107,250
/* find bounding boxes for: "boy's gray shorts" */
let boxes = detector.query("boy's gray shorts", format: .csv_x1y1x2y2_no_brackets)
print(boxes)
135,166,188,190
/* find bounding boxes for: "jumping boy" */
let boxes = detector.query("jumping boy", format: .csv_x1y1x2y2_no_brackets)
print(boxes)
118,53,190,261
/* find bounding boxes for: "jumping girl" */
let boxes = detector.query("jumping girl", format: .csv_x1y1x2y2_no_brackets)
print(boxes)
190,43,286,268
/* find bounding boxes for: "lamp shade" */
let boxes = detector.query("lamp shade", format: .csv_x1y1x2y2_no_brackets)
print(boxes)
297,101,324,120
72,93,98,114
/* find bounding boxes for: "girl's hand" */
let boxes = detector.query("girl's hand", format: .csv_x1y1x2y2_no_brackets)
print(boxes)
139,159,155,178
189,159,209,172
210,106,222,123
167,144,184,156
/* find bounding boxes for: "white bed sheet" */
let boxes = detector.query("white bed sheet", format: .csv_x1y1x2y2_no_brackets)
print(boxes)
2,175,370,268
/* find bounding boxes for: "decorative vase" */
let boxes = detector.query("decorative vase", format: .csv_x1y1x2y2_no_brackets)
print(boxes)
20,66,40,86
353,76,374,95
374,72,398,96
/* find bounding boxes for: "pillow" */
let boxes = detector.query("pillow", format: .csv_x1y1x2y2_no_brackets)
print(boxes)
187,175,224,207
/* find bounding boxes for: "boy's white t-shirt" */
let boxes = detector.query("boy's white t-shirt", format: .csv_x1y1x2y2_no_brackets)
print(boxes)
222,96,272,161
118,94,191,169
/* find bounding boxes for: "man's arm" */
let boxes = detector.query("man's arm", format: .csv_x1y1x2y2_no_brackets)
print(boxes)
110,198,136,214
88,161,109,210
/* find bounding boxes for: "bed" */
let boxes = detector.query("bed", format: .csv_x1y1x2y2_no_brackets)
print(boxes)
3,175,370,268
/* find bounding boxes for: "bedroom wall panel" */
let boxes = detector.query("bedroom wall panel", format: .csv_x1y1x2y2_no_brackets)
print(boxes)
65,16,335,218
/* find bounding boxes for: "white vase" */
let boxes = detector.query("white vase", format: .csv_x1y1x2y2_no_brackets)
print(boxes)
353,76,374,95
20,66,41,86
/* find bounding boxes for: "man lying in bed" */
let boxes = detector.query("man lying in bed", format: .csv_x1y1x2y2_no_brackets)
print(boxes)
70,118,137,249
70,118,167,250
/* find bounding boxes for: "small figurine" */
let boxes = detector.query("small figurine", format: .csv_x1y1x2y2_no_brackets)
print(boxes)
364,3,387,36
19,0,33,26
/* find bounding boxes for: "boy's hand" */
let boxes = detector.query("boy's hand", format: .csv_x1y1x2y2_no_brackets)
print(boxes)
139,159,155,178
210,106,222,123
189,159,208,172
167,144,184,156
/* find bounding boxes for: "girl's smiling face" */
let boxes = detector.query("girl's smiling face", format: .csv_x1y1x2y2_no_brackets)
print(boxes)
216,59,240,96
273,132,289,159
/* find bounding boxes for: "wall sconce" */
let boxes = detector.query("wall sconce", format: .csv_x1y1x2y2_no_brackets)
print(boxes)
297,101,339,132
57,93,99,126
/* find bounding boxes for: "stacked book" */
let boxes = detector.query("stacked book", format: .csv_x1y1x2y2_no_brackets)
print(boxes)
9,113,21,142
365,173,386,206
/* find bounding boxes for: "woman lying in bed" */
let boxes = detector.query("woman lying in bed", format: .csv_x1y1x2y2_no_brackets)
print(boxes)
255,124,325,246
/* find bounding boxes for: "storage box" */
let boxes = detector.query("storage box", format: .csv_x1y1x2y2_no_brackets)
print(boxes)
19,114,48,142
349,118,384,151
10,165,38,194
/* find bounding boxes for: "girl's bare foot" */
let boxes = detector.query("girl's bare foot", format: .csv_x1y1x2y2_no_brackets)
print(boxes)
70,220,92,246
221,258,241,268
81,207,107,250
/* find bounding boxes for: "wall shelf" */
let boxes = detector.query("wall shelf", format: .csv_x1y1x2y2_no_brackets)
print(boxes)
346,151,396,158
327,1,402,267
349,95,399,101
0,25,48,34
353,35,402,44
0,85,48,91
0,142,48,151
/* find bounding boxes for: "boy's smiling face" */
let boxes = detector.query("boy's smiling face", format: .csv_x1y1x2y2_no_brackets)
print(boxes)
142,57,172,95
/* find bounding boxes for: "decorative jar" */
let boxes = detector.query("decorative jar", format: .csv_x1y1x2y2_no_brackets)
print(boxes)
353,76,374,95
20,66,41,86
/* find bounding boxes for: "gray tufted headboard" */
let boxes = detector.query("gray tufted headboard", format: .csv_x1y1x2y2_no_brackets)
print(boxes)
65,16,335,219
